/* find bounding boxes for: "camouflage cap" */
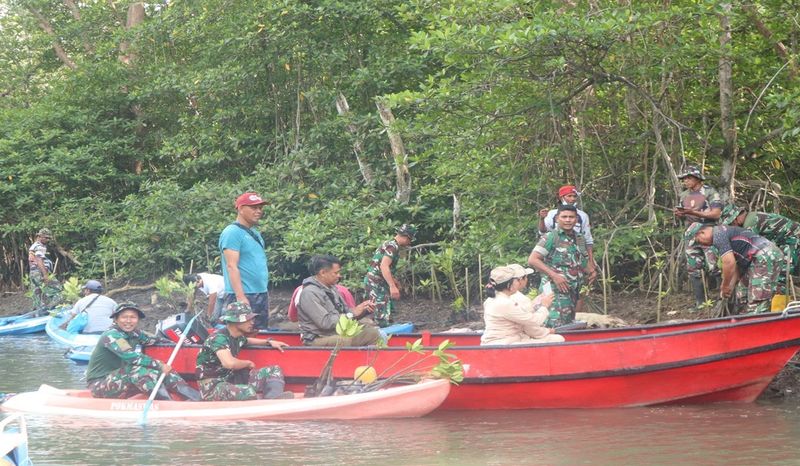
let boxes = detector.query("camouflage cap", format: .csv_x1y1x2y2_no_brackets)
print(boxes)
37,228,53,239
720,204,745,225
677,165,705,181
221,302,257,323
110,302,145,319
683,221,711,244
395,224,417,240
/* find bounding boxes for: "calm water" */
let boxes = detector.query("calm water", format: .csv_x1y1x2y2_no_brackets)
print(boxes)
2,335,800,465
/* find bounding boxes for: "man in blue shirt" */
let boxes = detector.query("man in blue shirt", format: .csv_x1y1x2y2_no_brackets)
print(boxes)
219,192,270,329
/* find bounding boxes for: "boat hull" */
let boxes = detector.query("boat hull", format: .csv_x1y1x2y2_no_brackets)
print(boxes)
45,313,101,348
0,414,32,466
1,379,450,422
0,315,50,336
147,311,800,409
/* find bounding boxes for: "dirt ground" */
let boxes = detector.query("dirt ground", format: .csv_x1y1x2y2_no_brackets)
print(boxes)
2,284,799,402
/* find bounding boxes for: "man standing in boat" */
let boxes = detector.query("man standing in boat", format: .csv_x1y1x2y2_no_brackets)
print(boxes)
300,255,380,346
687,222,783,314
195,302,292,400
219,192,271,330
673,165,723,307
86,303,200,401
27,228,61,311
363,224,416,326
529,205,595,327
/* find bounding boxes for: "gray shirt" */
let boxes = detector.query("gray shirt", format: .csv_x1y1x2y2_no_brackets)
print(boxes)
71,293,117,333
296,277,349,342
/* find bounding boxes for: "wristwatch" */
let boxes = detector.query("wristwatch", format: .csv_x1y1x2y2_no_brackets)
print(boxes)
345,312,354,319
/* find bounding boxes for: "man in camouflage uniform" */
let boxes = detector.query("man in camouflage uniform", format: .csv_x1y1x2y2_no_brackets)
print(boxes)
528,205,594,327
27,228,62,310
673,166,723,307
721,204,800,288
363,224,416,326
195,302,291,401
688,222,784,314
86,303,200,400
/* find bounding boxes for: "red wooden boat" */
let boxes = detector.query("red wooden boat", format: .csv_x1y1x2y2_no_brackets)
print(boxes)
145,309,800,410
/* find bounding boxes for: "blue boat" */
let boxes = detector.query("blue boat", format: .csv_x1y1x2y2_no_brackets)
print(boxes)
0,311,50,336
0,414,33,466
45,312,101,354
64,346,93,365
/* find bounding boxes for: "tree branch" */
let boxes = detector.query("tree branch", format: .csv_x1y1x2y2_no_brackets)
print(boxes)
27,6,77,70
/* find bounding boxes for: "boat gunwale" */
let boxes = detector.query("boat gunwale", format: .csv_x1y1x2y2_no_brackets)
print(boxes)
147,310,800,352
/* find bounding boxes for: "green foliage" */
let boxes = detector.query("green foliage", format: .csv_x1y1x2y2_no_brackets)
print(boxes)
154,271,194,311
0,0,799,305
61,277,82,304
335,314,363,338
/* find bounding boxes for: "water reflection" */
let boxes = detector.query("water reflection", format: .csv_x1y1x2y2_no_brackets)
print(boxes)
2,336,800,465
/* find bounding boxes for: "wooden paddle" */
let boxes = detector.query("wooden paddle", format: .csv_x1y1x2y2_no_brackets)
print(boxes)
138,312,201,426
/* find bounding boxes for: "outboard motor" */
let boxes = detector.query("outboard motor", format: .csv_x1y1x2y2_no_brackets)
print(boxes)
156,312,209,344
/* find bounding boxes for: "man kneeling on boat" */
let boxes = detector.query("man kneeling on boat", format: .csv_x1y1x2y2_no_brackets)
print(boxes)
195,302,293,400
481,265,565,345
297,254,381,346
86,303,201,401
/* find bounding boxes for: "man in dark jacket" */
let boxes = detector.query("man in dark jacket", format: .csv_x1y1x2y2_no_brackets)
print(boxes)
298,255,379,346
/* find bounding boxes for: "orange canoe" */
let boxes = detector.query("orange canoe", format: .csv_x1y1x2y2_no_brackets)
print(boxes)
1,379,450,422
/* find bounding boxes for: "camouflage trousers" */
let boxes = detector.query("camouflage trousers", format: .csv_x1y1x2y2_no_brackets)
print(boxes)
29,270,62,310
686,244,719,279
539,276,582,328
734,243,784,314
364,280,393,326
198,365,284,401
88,364,187,398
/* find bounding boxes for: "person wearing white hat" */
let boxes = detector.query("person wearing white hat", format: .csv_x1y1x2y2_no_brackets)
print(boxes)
480,265,564,345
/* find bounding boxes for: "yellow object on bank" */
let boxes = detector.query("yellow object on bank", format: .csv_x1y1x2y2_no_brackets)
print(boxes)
354,365,377,384
771,294,788,312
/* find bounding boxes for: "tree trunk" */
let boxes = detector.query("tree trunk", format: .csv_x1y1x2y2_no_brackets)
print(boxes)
335,93,374,184
119,3,145,65
376,98,411,204
718,4,737,201
653,115,682,201
120,3,146,175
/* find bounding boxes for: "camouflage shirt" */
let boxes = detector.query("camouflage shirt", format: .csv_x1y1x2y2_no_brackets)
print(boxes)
85,325,160,381
679,184,723,225
364,239,400,285
533,228,589,276
743,212,800,247
195,328,247,381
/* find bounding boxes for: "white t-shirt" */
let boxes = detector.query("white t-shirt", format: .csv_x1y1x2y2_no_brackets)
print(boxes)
198,273,225,297
71,293,117,333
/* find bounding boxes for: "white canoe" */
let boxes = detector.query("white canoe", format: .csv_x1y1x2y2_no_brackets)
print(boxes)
0,414,33,466
1,379,450,422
